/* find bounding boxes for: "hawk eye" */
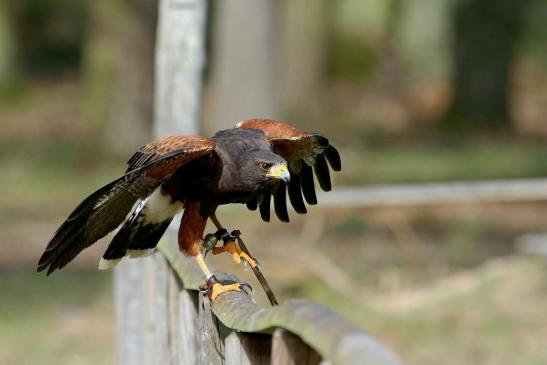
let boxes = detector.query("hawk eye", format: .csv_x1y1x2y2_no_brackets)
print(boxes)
260,162,273,170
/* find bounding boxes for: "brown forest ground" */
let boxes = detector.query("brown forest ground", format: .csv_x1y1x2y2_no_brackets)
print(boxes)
1,80,547,364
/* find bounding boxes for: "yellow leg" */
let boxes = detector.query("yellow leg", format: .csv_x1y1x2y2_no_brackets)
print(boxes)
209,282,241,301
207,213,275,305
195,253,213,279
209,213,258,268
211,241,258,268
195,253,241,301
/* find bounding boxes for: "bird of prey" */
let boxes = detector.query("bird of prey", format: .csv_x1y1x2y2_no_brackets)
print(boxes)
37,119,341,301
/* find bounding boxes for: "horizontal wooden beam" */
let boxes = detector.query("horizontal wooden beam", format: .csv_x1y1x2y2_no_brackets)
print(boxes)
158,241,402,365
315,178,547,207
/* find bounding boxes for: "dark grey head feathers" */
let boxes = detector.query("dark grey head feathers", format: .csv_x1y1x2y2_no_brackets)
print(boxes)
213,128,287,199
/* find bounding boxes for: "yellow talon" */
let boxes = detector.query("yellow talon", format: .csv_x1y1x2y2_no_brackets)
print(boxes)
210,282,241,301
211,240,258,268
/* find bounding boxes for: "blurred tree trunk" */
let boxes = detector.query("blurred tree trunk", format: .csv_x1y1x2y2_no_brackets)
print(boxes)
0,0,17,92
444,0,530,132
205,0,280,133
280,0,329,116
82,0,157,153
374,0,403,94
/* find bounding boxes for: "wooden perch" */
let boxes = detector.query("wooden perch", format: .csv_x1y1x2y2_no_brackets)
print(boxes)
157,240,402,365
114,1,401,363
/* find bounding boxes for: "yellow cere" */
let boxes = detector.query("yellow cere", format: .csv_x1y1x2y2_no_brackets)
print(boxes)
267,163,288,178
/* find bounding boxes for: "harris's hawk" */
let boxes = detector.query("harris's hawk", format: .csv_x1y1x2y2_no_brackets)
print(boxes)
37,119,341,301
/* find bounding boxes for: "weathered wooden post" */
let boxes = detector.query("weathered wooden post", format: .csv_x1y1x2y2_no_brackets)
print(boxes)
114,1,207,364
113,1,402,364
207,0,281,132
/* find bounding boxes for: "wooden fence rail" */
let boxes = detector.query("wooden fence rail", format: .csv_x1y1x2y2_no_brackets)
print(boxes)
315,178,547,208
114,1,402,364
144,240,403,365
115,238,402,365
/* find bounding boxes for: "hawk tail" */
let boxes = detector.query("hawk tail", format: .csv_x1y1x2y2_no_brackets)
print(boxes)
98,213,173,270
98,188,182,269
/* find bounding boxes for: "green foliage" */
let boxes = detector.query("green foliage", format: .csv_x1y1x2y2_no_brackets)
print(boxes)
13,0,87,74
342,140,547,185
446,220,485,266
0,270,113,365
522,0,547,59
443,0,532,130
328,35,377,81
0,138,122,221
0,0,17,91
331,216,368,235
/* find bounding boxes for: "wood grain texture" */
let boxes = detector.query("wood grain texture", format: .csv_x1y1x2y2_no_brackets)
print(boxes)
314,179,547,208
157,240,402,365
177,290,199,364
198,295,224,365
153,0,206,137
271,329,321,365
115,255,171,365
115,0,206,364
208,0,280,131
224,332,272,365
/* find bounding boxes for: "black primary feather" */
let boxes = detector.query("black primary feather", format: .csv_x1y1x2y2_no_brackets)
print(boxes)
102,217,135,261
314,154,331,191
300,163,317,205
127,219,172,251
126,151,156,173
324,145,341,171
37,147,201,275
37,174,138,274
246,197,258,211
274,184,290,222
259,193,271,222
37,170,156,275
287,174,307,214
103,208,172,261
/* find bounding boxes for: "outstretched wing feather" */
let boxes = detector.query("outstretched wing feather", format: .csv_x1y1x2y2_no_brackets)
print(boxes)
300,163,317,205
236,119,340,218
324,145,341,171
287,173,307,214
246,197,258,211
274,184,290,222
259,193,271,222
38,136,215,274
314,154,331,192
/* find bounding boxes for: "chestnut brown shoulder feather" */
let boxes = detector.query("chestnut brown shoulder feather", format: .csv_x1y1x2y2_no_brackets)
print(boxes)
127,135,215,173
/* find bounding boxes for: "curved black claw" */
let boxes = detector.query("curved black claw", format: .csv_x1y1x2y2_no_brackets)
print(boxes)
239,282,254,295
205,228,278,306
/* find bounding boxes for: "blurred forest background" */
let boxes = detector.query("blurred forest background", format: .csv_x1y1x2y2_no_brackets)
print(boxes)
1,0,547,364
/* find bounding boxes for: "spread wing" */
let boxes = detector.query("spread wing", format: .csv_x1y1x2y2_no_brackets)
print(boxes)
236,119,341,222
37,135,215,275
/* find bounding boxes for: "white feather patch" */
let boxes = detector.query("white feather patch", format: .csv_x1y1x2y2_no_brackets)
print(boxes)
127,249,155,258
98,257,121,270
142,188,183,224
